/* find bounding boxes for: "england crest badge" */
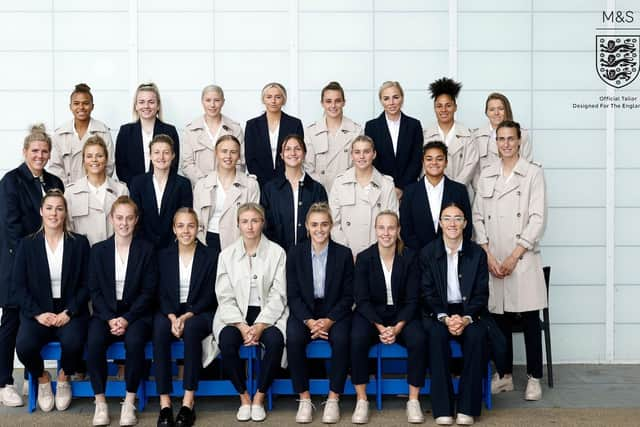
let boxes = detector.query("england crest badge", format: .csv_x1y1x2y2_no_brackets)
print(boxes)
596,35,639,88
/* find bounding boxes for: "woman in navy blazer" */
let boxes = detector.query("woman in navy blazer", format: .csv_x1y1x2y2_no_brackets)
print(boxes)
366,81,423,199
286,202,353,424
153,208,219,427
0,125,64,406
350,210,427,424
14,190,90,413
86,196,157,426
115,83,180,184
261,134,327,252
244,82,304,188
129,134,193,249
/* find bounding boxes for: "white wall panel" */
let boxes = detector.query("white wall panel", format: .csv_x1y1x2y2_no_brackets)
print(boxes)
375,12,448,50
300,0,372,12
138,0,213,11
0,131,32,168
542,207,605,246
615,247,640,285
614,91,640,130
139,13,213,51
533,13,601,51
55,52,129,91
374,51,448,91
615,286,640,323
300,13,372,51
215,12,289,50
614,325,640,361
541,246,605,285
459,13,531,51
459,52,531,91
616,209,640,245
550,286,605,324
139,52,214,90
548,324,606,363
533,0,607,11
545,169,605,207
0,52,53,90
54,12,128,50
459,0,531,11
616,130,640,168
0,92,54,131
0,1,51,11
0,13,51,50
53,0,127,11
215,52,289,91
534,130,605,169
374,0,447,11
215,0,289,11
533,52,601,90
615,170,640,207
532,92,605,129
300,52,372,91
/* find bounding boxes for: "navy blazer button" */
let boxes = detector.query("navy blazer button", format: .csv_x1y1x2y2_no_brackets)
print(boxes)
458,274,462,279
297,224,301,227
462,296,466,301
298,201,302,206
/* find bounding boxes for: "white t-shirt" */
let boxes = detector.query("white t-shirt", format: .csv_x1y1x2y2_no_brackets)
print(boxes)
45,238,64,299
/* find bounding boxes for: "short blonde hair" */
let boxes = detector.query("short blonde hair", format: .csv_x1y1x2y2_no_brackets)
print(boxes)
202,84,225,100
378,81,404,100
23,123,52,151
132,82,163,121
236,202,265,224
305,202,333,226
261,82,287,105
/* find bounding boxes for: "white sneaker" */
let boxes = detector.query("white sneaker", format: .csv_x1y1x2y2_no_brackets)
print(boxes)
295,398,314,423
236,404,251,421
435,416,454,425
251,403,266,421
491,373,514,394
0,384,24,407
321,398,340,424
54,380,72,411
93,401,110,426
119,400,138,426
351,399,369,424
37,381,54,412
406,399,424,423
524,376,542,401
456,413,474,425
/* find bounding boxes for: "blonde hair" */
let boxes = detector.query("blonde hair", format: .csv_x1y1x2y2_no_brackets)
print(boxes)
305,202,333,226
173,207,199,228
109,195,139,217
375,210,405,254
378,81,404,100
351,134,375,151
201,84,225,100
83,135,108,161
23,123,52,151
261,82,287,105
236,202,265,224
132,82,163,121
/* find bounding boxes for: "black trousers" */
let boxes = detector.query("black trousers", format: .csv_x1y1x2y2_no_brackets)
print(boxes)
350,309,428,387
152,309,213,394
218,306,284,394
206,232,221,254
0,307,19,386
86,314,151,394
493,311,543,378
429,305,488,418
286,299,351,394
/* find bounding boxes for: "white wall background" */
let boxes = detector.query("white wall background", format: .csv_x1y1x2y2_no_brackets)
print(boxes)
0,0,638,363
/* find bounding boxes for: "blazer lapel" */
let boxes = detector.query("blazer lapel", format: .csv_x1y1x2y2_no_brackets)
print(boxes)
435,241,449,308
302,241,315,305
36,233,53,301
395,113,409,160
418,179,437,233
159,173,177,216
257,114,272,169
105,237,117,309
324,242,336,301
390,253,402,305
122,239,139,302
60,235,73,300
378,113,394,159
132,120,146,173
187,244,204,304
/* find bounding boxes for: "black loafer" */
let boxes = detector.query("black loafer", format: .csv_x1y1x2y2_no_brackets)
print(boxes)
157,406,175,427
175,405,195,427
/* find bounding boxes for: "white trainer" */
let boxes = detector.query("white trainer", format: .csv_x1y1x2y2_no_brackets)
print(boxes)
524,376,542,401
93,401,110,426
0,384,24,407
295,398,314,423
351,399,369,424
321,398,340,424
37,381,54,412
406,399,424,423
54,380,72,411
119,400,138,426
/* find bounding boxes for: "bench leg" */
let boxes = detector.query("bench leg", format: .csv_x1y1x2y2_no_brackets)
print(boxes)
28,372,37,413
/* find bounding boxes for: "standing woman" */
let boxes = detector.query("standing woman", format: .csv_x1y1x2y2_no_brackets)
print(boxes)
86,196,157,426
153,208,219,427
304,81,363,192
49,83,115,185
14,189,90,412
244,82,304,188
193,135,260,253
329,135,398,258
212,203,287,422
286,202,354,424
115,82,180,184
423,77,479,187
365,81,423,200
0,124,64,406
261,134,327,252
350,211,426,424
182,84,245,186
473,120,547,401
65,135,128,246
129,134,193,250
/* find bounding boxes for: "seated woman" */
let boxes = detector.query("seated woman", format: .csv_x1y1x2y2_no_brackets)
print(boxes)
153,208,219,427
212,203,287,422
14,189,90,412
86,196,157,426
350,211,426,424
286,202,353,424
422,202,490,426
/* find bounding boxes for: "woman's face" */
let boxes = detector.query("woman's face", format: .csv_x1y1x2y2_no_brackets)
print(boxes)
84,144,107,177
439,205,466,241
380,86,403,117
173,212,197,246
486,98,506,128
262,86,285,113
496,126,521,160
280,138,304,169
70,92,93,122
202,90,224,119
434,94,457,125
40,196,66,231
110,203,138,239
375,214,399,250
238,209,264,240
422,147,447,179
306,212,331,247
215,139,240,171
135,90,159,120
321,89,345,120
351,141,376,171
24,140,50,175
150,142,175,172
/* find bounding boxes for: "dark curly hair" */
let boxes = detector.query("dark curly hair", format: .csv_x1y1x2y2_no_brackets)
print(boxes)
428,77,463,102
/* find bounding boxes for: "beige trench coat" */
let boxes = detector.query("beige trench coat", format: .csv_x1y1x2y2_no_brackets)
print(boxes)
181,115,245,186
304,115,363,191
49,119,115,185
423,122,479,186
329,167,398,257
472,157,547,314
65,176,129,246
202,235,288,367
193,171,260,250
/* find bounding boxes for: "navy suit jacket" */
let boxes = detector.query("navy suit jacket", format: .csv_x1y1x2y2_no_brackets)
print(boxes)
354,244,419,325
115,119,180,184
0,163,64,306
366,112,423,190
157,241,218,316
129,172,193,249
261,173,328,252
244,112,304,188
13,231,90,319
286,239,354,323
399,176,472,251
88,236,157,323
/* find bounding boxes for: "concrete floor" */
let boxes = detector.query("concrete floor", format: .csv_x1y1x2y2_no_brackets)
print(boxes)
1,364,639,426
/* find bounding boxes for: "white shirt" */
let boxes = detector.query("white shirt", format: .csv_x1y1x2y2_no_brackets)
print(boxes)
45,238,64,299
445,241,463,304
179,255,194,304
438,122,457,148
142,128,153,173
87,180,107,209
204,119,222,147
152,175,166,214
207,179,226,233
311,244,328,299
292,172,305,242
268,126,279,167
248,255,261,306
424,176,445,233
380,256,394,305
499,164,515,184
115,245,129,301
385,114,401,155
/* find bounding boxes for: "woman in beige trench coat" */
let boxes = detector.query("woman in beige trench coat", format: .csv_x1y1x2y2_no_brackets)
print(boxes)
472,120,547,402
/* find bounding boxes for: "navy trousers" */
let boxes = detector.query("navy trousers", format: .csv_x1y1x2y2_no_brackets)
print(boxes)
493,311,543,378
0,307,19,386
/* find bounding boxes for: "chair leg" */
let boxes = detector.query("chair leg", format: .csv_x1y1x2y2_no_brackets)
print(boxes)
28,372,36,413
376,345,382,411
543,311,553,388
484,362,492,410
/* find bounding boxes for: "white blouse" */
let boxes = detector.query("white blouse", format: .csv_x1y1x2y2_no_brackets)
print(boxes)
248,255,261,306
152,175,166,214
179,255,194,304
142,128,153,173
115,245,129,301
380,256,394,306
45,238,64,299
268,126,279,167
207,179,226,233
